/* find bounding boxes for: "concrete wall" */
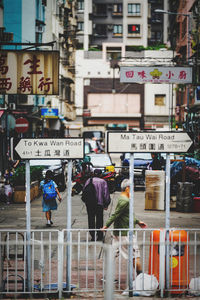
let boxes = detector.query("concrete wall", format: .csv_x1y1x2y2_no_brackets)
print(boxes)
123,0,148,47
3,0,22,45
75,48,174,130
22,0,35,43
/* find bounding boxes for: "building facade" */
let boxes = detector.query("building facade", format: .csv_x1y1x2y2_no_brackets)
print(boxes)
75,0,174,132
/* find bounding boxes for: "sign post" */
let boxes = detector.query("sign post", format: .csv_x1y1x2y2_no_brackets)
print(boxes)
13,138,84,160
25,160,31,292
11,137,84,293
107,131,193,295
128,154,134,297
66,160,73,295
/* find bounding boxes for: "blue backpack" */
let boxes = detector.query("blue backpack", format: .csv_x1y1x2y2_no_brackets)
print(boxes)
43,180,57,201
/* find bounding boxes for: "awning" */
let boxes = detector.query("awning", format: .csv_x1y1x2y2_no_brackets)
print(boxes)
61,76,74,84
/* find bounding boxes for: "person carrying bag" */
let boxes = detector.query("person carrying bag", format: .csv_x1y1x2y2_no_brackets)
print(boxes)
40,170,62,227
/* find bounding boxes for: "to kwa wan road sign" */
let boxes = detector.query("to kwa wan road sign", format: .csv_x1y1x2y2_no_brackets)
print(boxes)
13,138,84,160
107,132,193,153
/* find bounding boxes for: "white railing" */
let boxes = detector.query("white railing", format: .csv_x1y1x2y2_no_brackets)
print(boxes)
0,228,200,299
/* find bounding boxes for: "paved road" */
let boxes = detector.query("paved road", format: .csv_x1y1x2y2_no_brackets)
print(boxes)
1,186,200,299
1,187,200,230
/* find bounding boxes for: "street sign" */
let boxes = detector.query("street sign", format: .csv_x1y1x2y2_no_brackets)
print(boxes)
15,117,29,133
13,138,84,159
120,66,193,84
107,131,193,153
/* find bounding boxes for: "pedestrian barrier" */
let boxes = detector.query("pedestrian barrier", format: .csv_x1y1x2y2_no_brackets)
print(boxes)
0,228,200,298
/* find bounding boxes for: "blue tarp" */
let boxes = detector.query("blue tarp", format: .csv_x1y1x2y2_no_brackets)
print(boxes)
170,157,200,178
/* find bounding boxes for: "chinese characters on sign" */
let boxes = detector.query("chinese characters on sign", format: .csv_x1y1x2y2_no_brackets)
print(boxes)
14,138,84,160
0,51,59,95
107,132,193,153
120,66,192,84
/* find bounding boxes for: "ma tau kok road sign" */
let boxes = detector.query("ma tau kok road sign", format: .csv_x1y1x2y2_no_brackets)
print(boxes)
107,131,193,153
15,117,29,133
12,138,84,160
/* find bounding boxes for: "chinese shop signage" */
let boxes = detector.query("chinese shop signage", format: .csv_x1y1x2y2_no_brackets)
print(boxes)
120,66,192,84
0,50,59,95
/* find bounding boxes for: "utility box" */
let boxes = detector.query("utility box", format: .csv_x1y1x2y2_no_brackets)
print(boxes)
145,170,165,210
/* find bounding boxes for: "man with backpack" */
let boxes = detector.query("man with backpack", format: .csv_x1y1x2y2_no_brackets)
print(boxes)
40,170,62,227
82,169,111,241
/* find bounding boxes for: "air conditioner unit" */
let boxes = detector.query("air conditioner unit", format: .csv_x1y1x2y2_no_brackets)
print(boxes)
8,103,16,110
107,24,113,31
36,25,44,33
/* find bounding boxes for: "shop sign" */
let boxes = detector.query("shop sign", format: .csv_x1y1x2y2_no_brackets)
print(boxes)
0,50,59,95
120,66,192,84
41,108,59,118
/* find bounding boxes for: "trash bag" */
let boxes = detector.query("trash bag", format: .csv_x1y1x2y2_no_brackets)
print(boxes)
189,277,200,296
122,273,159,296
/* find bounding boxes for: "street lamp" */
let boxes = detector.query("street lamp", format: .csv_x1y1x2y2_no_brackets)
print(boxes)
155,9,192,127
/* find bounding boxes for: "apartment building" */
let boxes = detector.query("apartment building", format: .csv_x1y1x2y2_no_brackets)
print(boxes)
75,0,174,131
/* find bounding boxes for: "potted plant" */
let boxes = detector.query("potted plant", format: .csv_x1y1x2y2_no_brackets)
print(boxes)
11,165,44,203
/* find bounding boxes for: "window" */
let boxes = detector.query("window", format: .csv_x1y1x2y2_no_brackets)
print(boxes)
128,3,141,15
95,24,107,36
113,25,122,35
151,31,162,41
77,0,84,11
77,22,84,31
155,94,166,106
113,3,123,14
128,24,140,34
95,3,107,16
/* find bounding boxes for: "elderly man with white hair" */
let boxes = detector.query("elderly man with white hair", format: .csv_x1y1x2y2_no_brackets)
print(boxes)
101,178,147,275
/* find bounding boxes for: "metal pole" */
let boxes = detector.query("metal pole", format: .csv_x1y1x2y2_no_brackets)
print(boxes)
128,153,134,297
58,231,64,299
186,14,191,129
25,160,31,292
169,84,171,130
165,154,171,291
66,160,72,294
104,246,114,300
165,154,170,229
171,83,174,130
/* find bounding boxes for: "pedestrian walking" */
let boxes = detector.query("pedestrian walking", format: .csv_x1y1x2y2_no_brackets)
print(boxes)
101,178,147,275
148,153,162,170
40,170,62,227
82,169,111,241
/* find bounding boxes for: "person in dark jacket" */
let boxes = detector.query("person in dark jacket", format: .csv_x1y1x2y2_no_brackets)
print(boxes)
149,153,162,170
83,169,111,241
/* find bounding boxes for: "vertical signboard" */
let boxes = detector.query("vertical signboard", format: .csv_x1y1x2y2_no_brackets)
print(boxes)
0,50,59,95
